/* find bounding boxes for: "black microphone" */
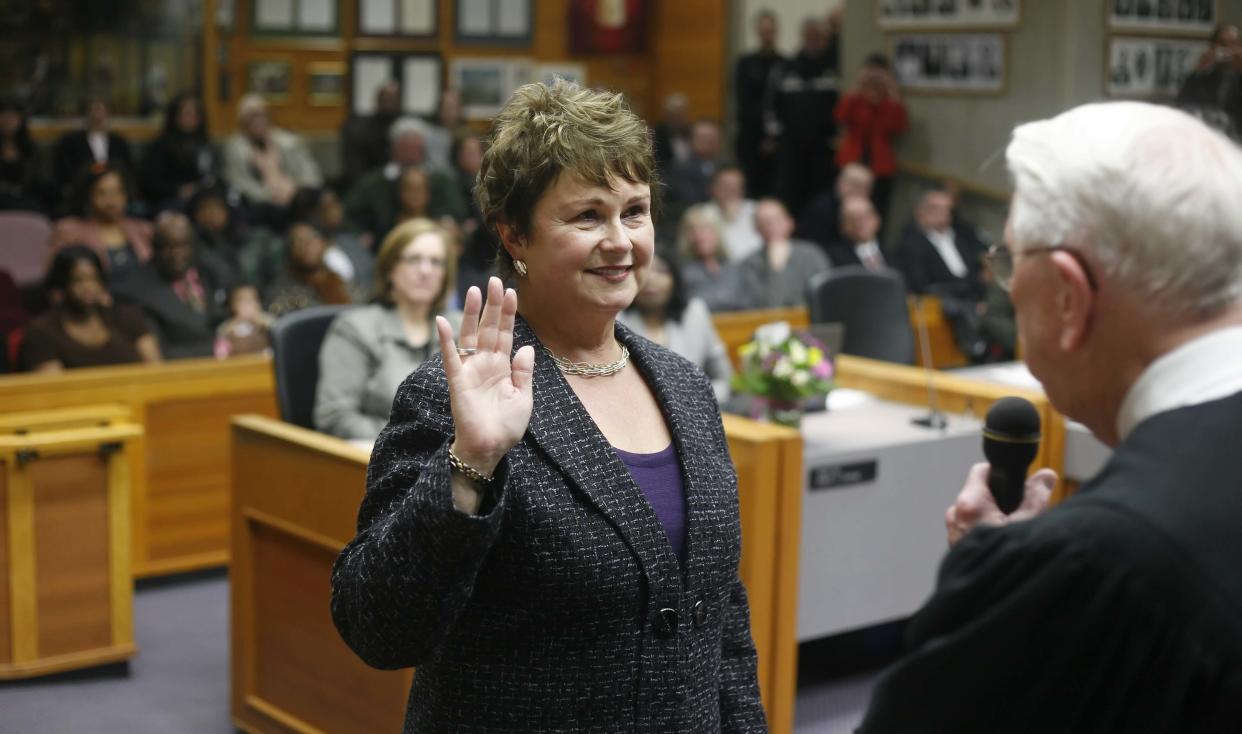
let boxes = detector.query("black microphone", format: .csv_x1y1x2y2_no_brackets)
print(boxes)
982,397,1042,514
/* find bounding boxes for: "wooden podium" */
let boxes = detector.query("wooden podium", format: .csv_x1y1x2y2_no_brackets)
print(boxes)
0,405,142,679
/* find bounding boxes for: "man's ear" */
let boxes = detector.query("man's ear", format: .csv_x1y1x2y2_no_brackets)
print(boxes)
1048,250,1095,352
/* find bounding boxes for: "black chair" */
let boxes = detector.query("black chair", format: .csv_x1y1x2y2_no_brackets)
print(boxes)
270,305,351,429
805,266,915,364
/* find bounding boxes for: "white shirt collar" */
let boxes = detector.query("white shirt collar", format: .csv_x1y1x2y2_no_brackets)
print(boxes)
924,227,968,278
1116,326,1242,440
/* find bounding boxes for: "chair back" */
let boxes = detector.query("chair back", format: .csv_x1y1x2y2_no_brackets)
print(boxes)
270,305,351,429
806,266,915,364
0,212,53,287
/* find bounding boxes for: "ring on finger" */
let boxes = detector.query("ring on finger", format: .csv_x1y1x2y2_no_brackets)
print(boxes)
457,347,478,357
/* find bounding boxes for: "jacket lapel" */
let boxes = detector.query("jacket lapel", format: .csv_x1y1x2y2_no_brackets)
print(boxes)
517,318,680,591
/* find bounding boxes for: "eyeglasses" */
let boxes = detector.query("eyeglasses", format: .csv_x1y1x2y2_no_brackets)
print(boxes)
398,254,446,269
985,244,1098,293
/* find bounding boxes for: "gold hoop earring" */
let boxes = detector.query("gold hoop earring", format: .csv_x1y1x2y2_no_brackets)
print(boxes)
513,260,528,277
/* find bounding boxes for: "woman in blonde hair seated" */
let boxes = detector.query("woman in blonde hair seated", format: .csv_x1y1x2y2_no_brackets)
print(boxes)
678,203,745,311
314,218,461,440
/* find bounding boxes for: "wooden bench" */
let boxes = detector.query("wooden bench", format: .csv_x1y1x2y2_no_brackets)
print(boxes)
0,356,278,578
0,405,142,679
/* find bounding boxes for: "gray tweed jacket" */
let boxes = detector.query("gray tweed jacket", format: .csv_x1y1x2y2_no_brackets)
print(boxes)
331,316,767,732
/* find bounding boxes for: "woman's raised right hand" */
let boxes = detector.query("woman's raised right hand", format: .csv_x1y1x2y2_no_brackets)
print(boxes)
435,277,535,477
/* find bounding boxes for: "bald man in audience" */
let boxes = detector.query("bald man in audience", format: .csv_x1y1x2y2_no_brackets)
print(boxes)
826,195,889,271
860,102,1242,732
737,197,830,309
797,162,875,253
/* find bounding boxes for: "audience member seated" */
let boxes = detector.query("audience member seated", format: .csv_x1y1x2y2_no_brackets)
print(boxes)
453,134,496,298
835,54,908,221
214,283,273,358
895,188,987,301
265,221,357,317
343,117,466,247
291,187,373,295
53,93,135,214
703,165,761,262
652,92,692,171
827,195,891,271
140,94,219,211
733,9,785,198
422,89,470,172
17,245,160,372
0,96,47,212
1175,23,1241,138
112,212,232,359
739,198,830,308
665,119,725,221
798,162,874,253
678,204,744,312
339,81,402,188
0,268,25,347
617,252,733,402
188,185,285,295
50,165,152,281
314,218,460,440
223,94,322,215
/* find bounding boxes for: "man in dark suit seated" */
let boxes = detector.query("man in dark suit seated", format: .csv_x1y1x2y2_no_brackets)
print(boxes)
825,194,890,271
895,188,987,301
112,212,232,359
797,162,874,254
663,119,726,236
860,101,1242,732
53,94,135,213
338,81,402,190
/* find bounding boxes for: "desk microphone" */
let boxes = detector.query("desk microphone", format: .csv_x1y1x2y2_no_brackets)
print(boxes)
983,397,1042,514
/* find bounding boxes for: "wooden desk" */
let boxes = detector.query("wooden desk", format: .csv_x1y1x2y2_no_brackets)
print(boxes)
0,407,142,679
0,356,278,578
231,414,805,734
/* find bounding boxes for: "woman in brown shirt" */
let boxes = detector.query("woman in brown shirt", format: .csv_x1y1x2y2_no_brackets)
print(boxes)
19,245,162,372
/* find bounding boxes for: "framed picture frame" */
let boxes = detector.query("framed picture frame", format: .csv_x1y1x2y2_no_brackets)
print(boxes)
567,0,648,54
455,0,533,46
877,0,1020,31
252,0,340,37
246,60,293,103
451,57,529,118
350,52,443,116
1105,35,1208,98
308,62,347,106
890,32,1007,94
1107,0,1217,36
357,0,438,39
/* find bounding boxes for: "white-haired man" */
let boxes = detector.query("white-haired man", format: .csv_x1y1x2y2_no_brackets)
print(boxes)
859,102,1242,731
222,94,322,208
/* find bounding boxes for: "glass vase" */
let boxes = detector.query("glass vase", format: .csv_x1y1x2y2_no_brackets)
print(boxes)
765,398,803,429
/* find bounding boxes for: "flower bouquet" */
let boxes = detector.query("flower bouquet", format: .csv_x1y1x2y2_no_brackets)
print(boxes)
730,322,835,428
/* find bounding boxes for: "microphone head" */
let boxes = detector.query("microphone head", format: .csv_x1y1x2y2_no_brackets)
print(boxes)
983,396,1041,443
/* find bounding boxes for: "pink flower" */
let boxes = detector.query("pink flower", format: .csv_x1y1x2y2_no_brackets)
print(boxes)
812,361,833,379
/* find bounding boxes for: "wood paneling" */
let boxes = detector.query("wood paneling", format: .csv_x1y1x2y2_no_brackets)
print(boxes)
0,356,278,577
0,469,10,665
32,455,113,659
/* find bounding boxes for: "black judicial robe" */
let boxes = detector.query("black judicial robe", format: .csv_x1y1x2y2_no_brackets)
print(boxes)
859,390,1242,733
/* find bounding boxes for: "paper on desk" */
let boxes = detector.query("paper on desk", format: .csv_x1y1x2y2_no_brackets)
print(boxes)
825,388,877,411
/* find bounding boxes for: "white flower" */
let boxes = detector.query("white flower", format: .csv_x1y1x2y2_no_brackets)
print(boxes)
791,370,809,388
788,340,808,365
772,357,794,379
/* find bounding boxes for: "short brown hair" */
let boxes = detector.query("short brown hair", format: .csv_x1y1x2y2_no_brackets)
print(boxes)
474,79,659,277
373,218,456,312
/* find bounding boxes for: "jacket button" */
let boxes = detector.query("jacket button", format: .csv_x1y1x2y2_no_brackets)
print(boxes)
692,599,708,627
653,607,679,638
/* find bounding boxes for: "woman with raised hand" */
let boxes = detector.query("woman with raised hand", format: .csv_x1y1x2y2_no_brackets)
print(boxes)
330,80,766,733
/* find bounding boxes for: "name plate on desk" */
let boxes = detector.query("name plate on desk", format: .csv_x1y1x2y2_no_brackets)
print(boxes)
809,460,877,490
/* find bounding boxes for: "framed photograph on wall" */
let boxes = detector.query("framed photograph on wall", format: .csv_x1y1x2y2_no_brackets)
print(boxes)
350,52,443,115
358,0,437,38
1106,36,1208,98
890,32,1006,94
878,0,1020,31
246,60,292,103
451,57,529,118
455,0,532,46
1108,0,1217,36
567,0,649,54
308,62,346,106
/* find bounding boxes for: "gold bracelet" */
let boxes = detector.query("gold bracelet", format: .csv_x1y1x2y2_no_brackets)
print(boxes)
448,447,494,484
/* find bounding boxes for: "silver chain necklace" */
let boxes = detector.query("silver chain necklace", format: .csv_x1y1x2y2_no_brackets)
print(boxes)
544,344,630,377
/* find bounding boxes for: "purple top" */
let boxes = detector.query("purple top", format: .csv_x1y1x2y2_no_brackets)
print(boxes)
614,443,687,563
